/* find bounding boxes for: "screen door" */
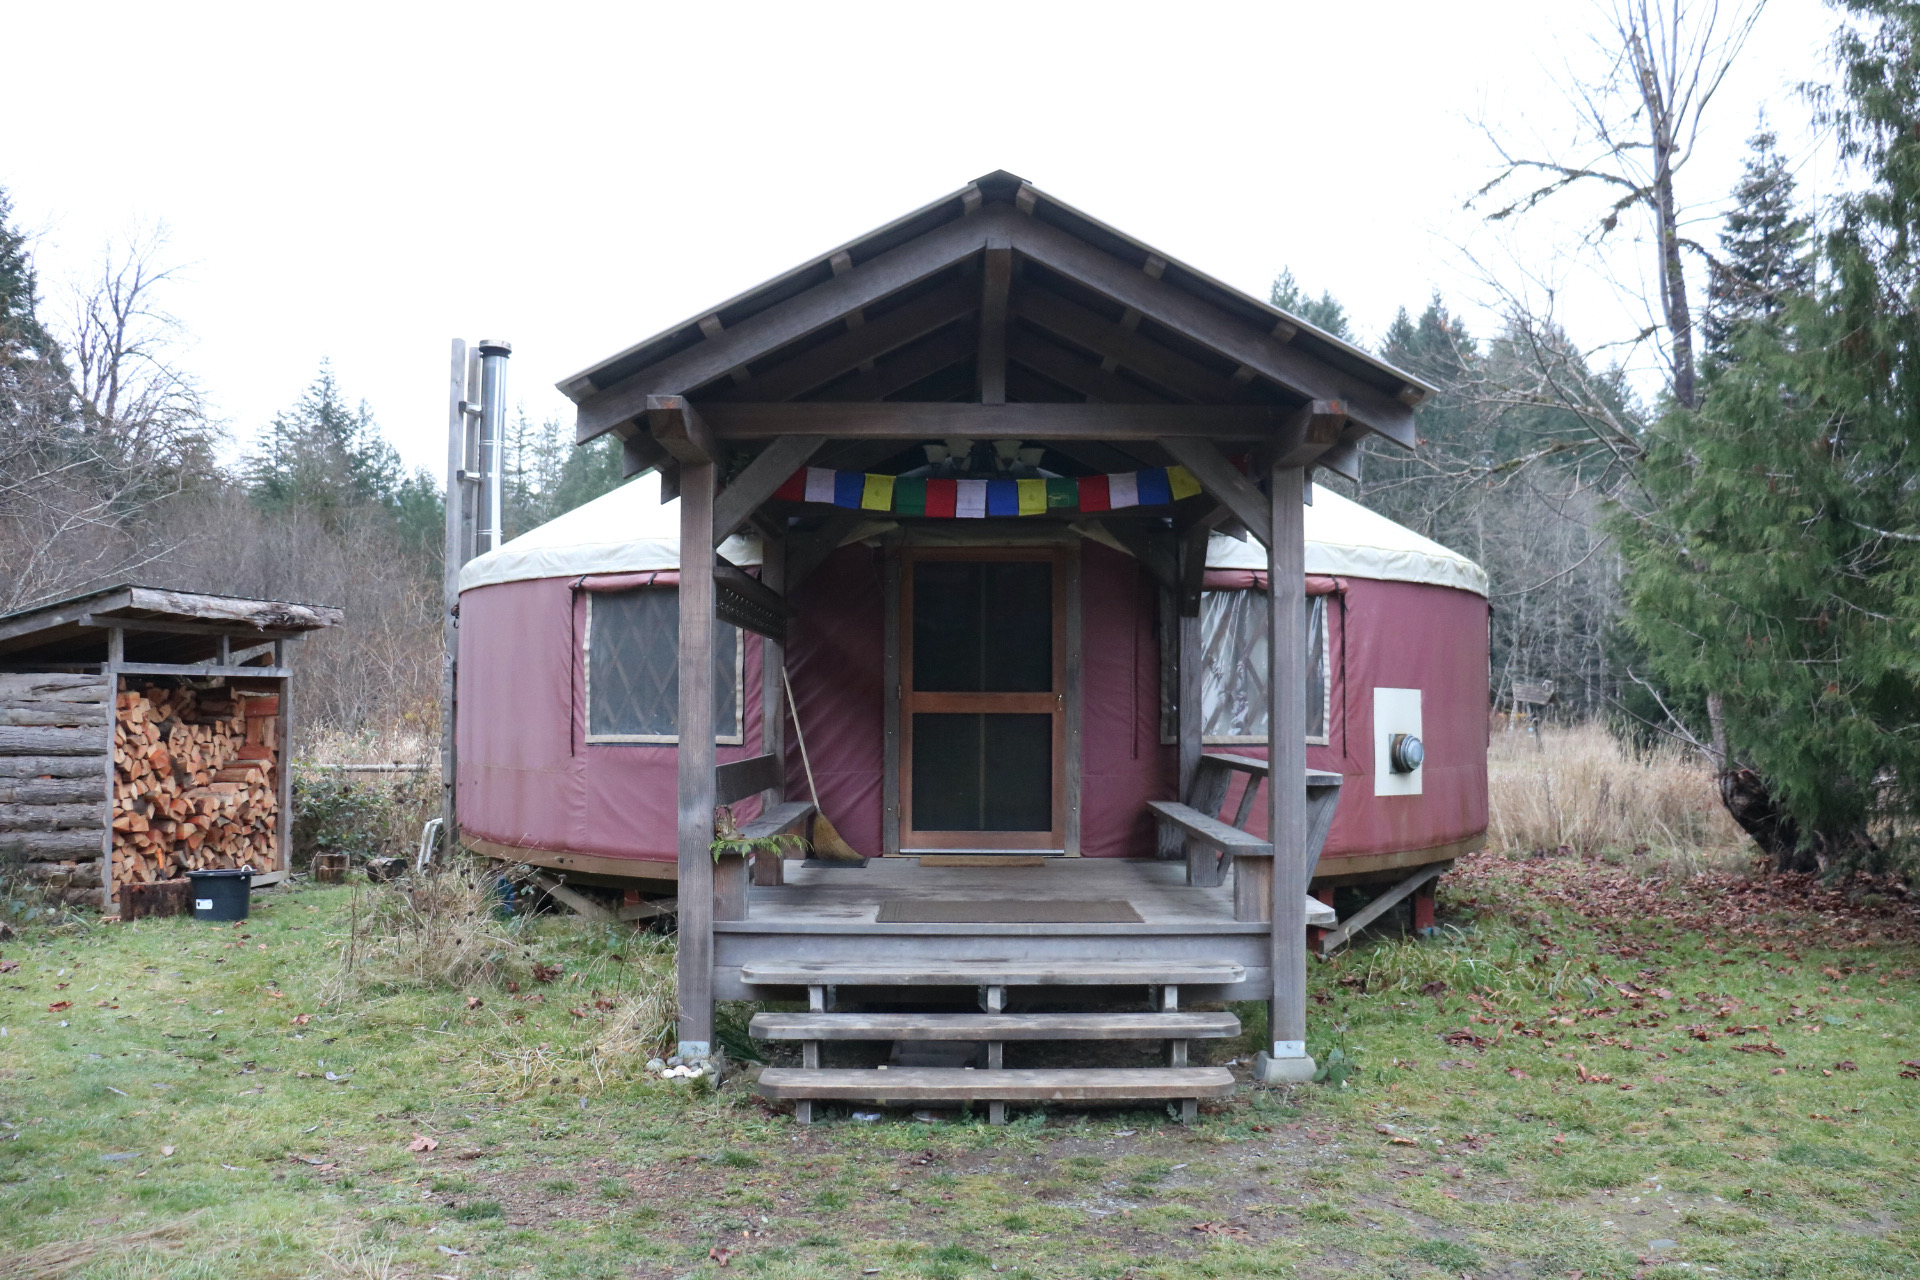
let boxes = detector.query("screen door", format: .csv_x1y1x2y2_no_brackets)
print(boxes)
901,548,1066,852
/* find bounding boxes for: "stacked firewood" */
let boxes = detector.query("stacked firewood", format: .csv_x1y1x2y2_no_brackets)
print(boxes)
111,685,279,884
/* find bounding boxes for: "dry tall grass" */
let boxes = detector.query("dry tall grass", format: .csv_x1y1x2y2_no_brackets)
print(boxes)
1487,721,1745,861
321,868,530,1001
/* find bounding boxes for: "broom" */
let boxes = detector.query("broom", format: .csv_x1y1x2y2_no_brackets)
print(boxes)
780,665,867,864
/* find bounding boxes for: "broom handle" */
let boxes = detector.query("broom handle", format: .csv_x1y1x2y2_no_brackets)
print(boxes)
780,665,824,811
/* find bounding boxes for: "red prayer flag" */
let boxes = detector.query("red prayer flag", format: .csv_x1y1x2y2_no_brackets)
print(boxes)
772,469,807,503
926,477,959,518
1078,474,1111,513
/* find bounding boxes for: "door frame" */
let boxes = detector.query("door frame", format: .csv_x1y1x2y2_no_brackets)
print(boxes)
892,544,1079,854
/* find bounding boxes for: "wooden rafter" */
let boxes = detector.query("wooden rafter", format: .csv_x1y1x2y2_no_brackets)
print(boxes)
829,325,975,402
713,276,978,404
1005,326,1171,406
1009,285,1252,406
574,207,1017,441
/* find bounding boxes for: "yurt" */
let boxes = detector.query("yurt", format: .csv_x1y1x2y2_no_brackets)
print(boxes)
453,471,1488,890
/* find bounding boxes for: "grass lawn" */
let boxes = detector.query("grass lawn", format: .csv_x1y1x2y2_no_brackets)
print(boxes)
3,853,1918,1280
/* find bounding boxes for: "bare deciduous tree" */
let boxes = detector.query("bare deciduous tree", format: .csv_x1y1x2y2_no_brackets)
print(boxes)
1473,0,1768,411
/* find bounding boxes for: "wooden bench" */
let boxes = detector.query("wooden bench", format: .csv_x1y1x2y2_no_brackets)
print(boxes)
1153,756,1345,922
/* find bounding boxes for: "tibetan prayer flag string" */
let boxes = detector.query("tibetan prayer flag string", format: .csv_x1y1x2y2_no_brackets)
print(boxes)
766,462,1215,518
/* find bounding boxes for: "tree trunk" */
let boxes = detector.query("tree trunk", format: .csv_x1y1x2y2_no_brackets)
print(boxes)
1718,767,1811,871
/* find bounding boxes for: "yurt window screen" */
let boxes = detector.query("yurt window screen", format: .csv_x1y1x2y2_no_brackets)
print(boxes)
1198,592,1329,745
585,588,742,744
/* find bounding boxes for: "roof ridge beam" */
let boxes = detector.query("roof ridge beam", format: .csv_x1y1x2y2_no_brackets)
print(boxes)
1005,218,1415,447
574,208,1015,442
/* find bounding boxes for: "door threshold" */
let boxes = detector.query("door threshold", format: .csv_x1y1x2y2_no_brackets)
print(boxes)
901,849,1067,859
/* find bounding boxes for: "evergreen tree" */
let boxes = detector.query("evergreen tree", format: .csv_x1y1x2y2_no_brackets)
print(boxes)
1269,268,1352,340
1617,1,1920,872
1704,129,1814,358
247,363,404,525
0,186,73,424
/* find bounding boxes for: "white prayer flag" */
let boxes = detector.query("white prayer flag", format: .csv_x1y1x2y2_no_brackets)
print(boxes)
955,478,988,518
1107,471,1139,509
804,467,837,505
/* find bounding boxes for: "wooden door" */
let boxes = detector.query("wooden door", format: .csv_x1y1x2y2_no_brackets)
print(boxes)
900,548,1067,853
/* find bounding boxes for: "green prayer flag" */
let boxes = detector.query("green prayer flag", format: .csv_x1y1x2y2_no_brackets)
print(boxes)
1045,478,1079,510
894,476,928,516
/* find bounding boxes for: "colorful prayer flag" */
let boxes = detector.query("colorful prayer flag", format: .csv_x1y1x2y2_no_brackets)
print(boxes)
956,478,988,518
860,473,895,511
1108,472,1139,509
1167,464,1201,501
804,467,837,505
1136,467,1173,507
773,469,807,503
987,479,1019,517
833,471,865,508
894,476,928,516
1045,478,1078,510
926,478,958,518
1017,478,1047,516
1078,474,1111,512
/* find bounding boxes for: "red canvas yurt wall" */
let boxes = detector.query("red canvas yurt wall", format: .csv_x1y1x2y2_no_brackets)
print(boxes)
455,476,1489,880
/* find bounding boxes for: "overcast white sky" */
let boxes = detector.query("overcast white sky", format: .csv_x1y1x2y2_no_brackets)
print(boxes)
6,0,1843,476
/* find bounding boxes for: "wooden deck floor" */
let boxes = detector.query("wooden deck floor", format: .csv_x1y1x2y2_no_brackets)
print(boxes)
738,857,1251,933
713,858,1288,1002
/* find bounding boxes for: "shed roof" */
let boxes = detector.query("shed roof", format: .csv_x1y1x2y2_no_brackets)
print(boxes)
458,473,1487,597
559,171,1434,461
0,585,344,666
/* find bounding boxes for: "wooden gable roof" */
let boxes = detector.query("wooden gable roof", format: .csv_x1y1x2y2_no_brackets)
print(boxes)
559,172,1431,469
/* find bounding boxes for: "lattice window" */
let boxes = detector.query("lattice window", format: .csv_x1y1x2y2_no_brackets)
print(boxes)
585,588,741,743
1198,591,1329,745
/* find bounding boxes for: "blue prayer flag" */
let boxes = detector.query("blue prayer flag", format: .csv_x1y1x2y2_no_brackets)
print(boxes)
1137,467,1174,507
986,478,1019,517
832,470,865,508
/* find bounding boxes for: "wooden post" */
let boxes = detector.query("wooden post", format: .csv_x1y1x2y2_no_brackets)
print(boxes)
882,546,902,856
752,535,788,888
1260,466,1314,1084
676,454,719,1060
1412,880,1437,935
441,339,471,848
100,626,122,915
1063,542,1083,856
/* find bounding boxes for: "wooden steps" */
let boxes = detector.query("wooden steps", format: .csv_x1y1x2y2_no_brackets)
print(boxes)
750,1010,1240,1041
739,959,1244,987
744,957,1246,1124
758,1067,1234,1104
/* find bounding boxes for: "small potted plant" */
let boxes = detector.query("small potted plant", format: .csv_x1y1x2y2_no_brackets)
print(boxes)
709,806,807,918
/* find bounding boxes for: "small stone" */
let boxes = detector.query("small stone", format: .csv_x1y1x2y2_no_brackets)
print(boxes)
645,1058,664,1072
668,1056,684,1068
1648,1239,1678,1251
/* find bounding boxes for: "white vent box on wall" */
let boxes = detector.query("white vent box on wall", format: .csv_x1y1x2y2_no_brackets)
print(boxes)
1373,687,1424,797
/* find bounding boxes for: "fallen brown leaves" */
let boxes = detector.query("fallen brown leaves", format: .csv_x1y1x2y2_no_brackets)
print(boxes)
408,1134,439,1152
1190,1222,1250,1238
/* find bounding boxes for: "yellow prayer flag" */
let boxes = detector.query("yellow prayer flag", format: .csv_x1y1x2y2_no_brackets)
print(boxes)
860,473,895,511
1167,464,1202,501
1017,478,1047,516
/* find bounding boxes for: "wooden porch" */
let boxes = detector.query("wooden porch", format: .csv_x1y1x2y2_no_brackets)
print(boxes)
550,170,1437,1111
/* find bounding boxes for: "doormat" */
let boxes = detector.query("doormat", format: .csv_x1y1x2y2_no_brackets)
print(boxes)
876,899,1143,924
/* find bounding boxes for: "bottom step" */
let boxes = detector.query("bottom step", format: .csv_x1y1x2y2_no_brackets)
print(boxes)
757,1066,1234,1104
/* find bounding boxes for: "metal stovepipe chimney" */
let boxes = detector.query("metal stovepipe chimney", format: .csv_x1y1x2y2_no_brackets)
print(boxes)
476,339,512,551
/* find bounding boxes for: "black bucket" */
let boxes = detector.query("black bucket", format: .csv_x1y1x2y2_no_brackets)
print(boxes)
186,868,254,922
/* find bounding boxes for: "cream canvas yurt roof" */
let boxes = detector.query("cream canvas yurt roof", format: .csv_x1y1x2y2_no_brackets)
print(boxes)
458,471,1487,596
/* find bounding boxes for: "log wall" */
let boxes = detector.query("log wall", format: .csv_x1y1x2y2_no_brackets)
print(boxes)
0,674,111,907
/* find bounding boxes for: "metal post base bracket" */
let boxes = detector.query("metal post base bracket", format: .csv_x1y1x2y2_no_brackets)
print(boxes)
1253,1051,1317,1084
